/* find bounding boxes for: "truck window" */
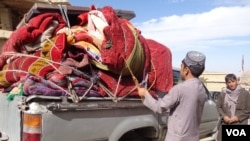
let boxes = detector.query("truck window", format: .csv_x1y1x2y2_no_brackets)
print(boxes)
173,69,181,85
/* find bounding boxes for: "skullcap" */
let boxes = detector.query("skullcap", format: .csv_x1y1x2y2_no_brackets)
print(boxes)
183,51,206,67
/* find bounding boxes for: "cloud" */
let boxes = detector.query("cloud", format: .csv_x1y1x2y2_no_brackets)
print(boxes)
213,0,250,6
136,6,250,51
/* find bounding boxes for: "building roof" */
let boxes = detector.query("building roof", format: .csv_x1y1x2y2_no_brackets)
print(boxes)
202,71,228,75
0,0,69,39
0,29,12,38
0,0,69,16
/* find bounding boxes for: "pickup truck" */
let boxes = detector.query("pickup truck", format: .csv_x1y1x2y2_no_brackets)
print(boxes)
0,3,219,141
0,68,218,141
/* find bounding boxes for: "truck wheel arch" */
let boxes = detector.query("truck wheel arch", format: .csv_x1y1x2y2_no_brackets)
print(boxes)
109,115,159,141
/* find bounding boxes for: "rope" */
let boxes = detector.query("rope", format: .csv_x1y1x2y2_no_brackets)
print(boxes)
58,4,72,34
117,76,148,101
2,52,91,79
89,23,144,77
113,70,123,100
119,24,144,77
147,60,157,91
79,82,94,101
123,57,140,89
66,76,79,103
3,52,64,75
1,52,94,103
0,70,72,96
98,82,117,102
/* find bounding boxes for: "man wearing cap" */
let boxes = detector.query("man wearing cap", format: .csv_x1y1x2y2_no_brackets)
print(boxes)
138,51,208,141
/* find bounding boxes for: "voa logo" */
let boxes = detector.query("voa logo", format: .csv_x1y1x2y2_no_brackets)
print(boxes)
226,129,246,136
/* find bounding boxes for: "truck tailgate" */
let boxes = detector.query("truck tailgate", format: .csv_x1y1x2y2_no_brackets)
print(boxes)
34,98,158,141
0,94,22,141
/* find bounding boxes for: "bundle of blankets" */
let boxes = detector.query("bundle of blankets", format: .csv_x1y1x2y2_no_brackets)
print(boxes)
0,5,173,101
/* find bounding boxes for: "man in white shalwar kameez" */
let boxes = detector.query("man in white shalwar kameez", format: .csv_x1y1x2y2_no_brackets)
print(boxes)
138,51,208,141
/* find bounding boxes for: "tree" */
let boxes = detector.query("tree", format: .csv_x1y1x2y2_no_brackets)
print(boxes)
199,77,208,86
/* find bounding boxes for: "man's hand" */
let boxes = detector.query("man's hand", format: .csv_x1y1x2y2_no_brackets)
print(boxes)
223,116,231,124
229,116,239,123
138,87,148,97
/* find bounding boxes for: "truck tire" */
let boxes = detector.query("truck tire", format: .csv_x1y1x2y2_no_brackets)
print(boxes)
119,130,152,141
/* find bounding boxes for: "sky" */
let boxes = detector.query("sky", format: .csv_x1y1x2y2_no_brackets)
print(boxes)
69,0,250,77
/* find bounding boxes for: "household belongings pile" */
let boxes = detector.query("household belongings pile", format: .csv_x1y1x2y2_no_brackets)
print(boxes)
0,4,173,102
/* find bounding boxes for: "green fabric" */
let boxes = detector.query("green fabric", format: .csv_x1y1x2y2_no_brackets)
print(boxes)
7,83,24,101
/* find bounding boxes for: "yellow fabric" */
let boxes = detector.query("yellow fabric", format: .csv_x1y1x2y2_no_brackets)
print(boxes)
74,41,102,62
0,65,10,87
28,36,57,75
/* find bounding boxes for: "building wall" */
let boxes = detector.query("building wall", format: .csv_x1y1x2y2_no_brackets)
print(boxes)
0,7,13,31
0,5,12,50
0,0,69,50
200,72,227,92
201,71,250,92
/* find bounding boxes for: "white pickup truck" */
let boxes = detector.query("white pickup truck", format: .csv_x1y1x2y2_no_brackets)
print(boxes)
0,68,218,141
0,3,218,141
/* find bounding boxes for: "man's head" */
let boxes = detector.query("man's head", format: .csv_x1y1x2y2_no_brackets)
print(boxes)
225,73,238,90
181,51,206,80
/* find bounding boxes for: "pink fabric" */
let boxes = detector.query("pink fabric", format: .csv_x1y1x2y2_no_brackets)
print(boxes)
0,13,66,70
146,39,173,93
101,6,135,71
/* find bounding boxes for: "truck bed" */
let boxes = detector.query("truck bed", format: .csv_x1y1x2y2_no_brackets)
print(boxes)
0,94,165,141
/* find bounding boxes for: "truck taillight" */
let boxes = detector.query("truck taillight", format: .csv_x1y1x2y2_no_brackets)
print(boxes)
22,113,42,141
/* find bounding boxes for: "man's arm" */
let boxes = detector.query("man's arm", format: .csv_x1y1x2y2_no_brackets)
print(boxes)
138,86,180,114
